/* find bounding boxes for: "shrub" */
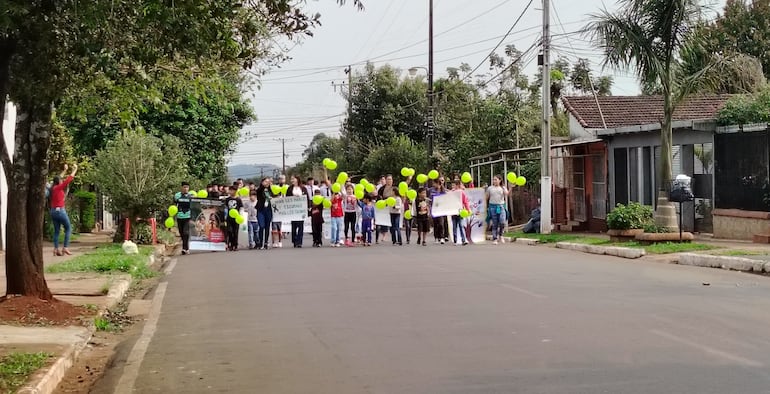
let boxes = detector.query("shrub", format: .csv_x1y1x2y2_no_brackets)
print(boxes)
606,202,654,230
74,190,96,233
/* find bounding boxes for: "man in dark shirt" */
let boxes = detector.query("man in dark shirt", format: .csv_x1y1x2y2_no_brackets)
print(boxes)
224,186,243,251
174,182,193,254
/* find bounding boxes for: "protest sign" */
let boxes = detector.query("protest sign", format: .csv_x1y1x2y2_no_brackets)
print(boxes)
431,191,463,218
188,198,227,251
374,207,391,227
464,188,487,243
272,196,308,223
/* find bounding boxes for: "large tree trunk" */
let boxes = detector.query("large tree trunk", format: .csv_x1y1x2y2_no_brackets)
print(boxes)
4,101,53,299
655,89,679,230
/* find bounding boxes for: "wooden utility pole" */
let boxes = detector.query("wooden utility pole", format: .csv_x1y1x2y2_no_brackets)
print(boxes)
274,138,293,174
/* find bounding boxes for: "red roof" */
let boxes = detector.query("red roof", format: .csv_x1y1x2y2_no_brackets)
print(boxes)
562,95,732,129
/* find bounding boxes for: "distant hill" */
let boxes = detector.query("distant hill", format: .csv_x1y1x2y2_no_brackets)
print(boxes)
228,164,281,181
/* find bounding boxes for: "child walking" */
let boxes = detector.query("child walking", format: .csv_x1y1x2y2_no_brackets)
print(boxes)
414,188,431,246
244,190,260,249
403,196,413,244
330,191,344,247
310,190,324,247
343,184,358,246
224,185,243,251
359,195,375,246
389,187,403,245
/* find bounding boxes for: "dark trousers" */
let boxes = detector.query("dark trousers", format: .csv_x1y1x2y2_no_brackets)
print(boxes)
226,219,238,249
403,218,413,242
291,221,303,246
362,219,373,243
433,217,446,240
312,221,323,245
257,209,272,247
177,218,190,251
344,212,357,240
390,213,402,244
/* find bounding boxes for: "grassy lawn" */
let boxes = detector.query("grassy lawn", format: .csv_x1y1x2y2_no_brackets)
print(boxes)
46,244,155,279
506,232,607,244
709,249,770,257
582,241,717,254
0,352,51,393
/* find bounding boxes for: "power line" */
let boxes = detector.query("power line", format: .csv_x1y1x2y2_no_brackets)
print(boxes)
477,38,541,88
462,0,535,82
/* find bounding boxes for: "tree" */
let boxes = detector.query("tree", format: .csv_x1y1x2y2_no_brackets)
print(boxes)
0,0,362,299
90,132,188,223
59,69,254,182
588,0,711,227
569,58,613,96
361,135,426,179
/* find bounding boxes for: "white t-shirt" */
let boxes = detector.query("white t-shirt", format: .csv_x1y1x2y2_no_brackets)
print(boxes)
487,186,506,205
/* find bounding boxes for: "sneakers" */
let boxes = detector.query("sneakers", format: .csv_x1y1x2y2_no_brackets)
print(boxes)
493,240,499,245
440,239,445,245
277,242,283,248
500,238,506,244
462,241,469,246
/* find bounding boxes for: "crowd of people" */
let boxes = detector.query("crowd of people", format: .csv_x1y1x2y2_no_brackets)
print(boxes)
173,172,516,253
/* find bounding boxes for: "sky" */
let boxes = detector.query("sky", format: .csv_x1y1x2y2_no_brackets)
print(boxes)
229,0,726,170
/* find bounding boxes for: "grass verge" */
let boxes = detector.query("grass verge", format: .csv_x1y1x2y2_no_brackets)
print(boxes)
574,240,717,254
709,249,769,257
506,232,606,244
0,352,51,393
46,244,155,279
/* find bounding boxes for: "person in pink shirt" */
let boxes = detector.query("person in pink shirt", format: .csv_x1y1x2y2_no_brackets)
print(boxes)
49,163,78,256
451,181,470,246
343,184,358,246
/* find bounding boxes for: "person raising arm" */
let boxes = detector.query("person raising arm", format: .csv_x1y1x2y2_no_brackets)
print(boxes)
50,163,78,256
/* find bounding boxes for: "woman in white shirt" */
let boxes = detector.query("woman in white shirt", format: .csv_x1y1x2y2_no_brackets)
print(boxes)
486,175,509,244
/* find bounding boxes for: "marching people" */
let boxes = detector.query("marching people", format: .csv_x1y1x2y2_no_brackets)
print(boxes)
174,181,193,255
50,163,78,256
244,190,260,249
224,185,243,251
286,175,310,248
486,175,509,245
310,190,324,247
271,174,287,248
343,184,358,246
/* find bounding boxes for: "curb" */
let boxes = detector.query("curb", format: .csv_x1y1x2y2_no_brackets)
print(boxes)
678,253,770,273
556,242,646,259
19,256,145,394
514,238,540,246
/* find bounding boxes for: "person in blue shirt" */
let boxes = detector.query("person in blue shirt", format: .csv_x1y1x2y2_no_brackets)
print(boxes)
174,182,193,255
358,195,376,246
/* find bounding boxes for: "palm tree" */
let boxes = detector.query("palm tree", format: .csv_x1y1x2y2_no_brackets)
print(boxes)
587,0,710,226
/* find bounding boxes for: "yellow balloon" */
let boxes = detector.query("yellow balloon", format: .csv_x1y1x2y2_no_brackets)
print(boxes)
404,210,413,220
323,199,332,209
428,170,439,180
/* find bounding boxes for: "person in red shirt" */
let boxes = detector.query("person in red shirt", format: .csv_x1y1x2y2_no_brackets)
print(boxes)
50,163,78,256
329,191,344,247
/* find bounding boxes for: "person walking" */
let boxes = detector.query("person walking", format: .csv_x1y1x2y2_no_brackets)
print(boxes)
329,190,344,247
224,186,243,251
343,184,358,246
451,181,470,246
174,181,193,254
287,175,309,248
244,190,260,249
389,187,403,245
50,163,78,256
256,178,273,250
487,175,509,244
310,190,325,247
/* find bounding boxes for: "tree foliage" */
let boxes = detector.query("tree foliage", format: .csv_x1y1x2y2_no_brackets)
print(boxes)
90,132,188,221
716,86,770,125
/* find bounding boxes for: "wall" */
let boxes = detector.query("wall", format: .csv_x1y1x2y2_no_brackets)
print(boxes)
568,116,596,140
713,209,770,240
1,102,15,250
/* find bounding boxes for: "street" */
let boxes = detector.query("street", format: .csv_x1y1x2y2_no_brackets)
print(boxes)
117,243,770,394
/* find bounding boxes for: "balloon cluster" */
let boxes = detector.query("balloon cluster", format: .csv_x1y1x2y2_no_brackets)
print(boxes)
506,172,527,187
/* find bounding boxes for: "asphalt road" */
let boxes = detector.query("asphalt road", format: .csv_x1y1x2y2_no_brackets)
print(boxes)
126,242,770,394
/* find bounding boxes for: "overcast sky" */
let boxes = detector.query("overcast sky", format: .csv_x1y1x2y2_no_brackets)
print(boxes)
230,0,726,169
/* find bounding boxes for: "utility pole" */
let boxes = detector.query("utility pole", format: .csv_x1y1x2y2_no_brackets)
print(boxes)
427,0,435,166
332,66,353,114
540,0,552,234
274,138,292,175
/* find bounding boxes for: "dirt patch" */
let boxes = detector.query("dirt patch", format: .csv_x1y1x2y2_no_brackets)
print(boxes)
0,295,90,326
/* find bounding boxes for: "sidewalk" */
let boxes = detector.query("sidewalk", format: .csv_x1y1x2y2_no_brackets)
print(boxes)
0,232,136,394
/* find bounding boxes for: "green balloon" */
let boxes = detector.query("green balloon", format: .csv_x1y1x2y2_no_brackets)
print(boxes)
355,183,365,193
516,176,526,186
404,210,413,220
281,185,289,195
229,209,238,218
313,195,324,205
507,172,517,184
416,174,428,184
461,172,472,184
459,209,471,218
270,185,281,195
401,167,410,177
365,183,375,193
428,170,439,180
332,183,342,193
168,205,178,217
236,215,245,225
164,217,175,228
407,189,417,200
375,200,387,209
336,172,348,185
355,190,365,200
323,198,332,209
198,190,208,199
386,197,397,207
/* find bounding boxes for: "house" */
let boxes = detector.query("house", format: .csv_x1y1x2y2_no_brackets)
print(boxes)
562,95,731,234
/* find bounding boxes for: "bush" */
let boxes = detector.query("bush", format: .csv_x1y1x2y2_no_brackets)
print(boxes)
606,202,654,230
74,190,96,233
643,223,671,233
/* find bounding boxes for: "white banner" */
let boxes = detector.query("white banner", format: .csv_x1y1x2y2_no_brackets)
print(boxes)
272,196,308,223
374,207,391,227
431,191,463,218
465,188,487,244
